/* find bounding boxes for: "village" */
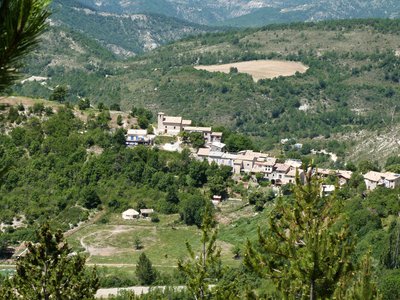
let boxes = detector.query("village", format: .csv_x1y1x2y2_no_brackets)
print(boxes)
125,112,400,193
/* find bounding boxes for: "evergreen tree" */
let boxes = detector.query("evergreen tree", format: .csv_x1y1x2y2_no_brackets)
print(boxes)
340,252,381,300
381,218,400,269
244,169,374,299
0,223,99,300
178,204,222,300
136,253,157,285
0,0,51,92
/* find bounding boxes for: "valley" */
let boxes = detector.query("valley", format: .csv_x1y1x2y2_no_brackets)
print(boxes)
1,1,400,299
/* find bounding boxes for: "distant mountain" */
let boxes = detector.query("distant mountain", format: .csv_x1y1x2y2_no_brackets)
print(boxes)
220,0,400,27
50,0,218,57
71,0,400,27
73,0,273,24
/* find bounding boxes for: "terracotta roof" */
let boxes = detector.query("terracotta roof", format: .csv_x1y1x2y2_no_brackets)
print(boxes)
364,171,383,182
209,151,223,158
197,148,210,156
315,168,334,176
285,159,302,168
184,126,212,132
384,172,400,181
275,163,290,173
211,132,223,136
286,168,298,177
164,116,182,124
223,153,237,160
123,209,139,216
127,129,147,135
211,141,225,149
265,157,277,166
337,170,352,180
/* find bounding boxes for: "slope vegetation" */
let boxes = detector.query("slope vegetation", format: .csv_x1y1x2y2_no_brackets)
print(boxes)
10,19,400,162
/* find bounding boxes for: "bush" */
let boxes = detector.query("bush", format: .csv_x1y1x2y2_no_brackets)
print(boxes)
151,214,160,223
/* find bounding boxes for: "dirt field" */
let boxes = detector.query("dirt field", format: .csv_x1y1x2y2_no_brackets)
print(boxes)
194,60,308,81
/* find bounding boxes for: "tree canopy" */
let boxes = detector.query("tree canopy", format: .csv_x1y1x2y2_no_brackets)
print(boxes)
0,223,99,300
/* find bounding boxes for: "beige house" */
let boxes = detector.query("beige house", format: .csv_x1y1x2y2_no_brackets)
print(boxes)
197,148,236,168
184,126,212,142
211,132,223,143
157,112,191,135
364,171,400,190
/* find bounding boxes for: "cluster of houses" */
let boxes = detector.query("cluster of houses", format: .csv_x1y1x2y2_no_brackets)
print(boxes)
125,112,400,192
125,112,223,146
196,145,400,191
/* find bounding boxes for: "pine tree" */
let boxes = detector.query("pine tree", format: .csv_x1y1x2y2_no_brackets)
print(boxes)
339,251,381,300
0,0,51,92
381,217,400,269
136,252,157,285
244,169,364,299
178,204,223,300
0,223,99,300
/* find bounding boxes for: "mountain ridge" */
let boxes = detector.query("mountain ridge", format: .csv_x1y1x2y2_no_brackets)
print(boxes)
70,0,400,27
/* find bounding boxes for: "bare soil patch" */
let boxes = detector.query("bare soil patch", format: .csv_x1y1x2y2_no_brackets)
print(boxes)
194,60,308,81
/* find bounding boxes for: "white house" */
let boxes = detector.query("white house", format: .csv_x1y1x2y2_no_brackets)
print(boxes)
122,209,140,220
126,129,154,146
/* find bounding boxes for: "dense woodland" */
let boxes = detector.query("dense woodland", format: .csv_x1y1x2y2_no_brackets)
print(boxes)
0,104,399,298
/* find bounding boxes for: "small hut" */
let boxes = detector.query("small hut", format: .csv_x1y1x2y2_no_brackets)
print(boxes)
140,209,154,218
122,209,140,220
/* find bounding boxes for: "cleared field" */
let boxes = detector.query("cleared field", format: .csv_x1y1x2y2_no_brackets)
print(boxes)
66,214,239,271
194,60,308,81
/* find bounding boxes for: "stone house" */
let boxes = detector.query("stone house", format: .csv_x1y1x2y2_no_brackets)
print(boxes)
157,112,191,135
364,171,400,190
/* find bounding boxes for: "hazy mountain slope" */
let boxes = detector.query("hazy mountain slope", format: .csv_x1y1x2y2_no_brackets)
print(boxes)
72,0,400,27
75,0,274,24
221,0,400,27
50,0,218,56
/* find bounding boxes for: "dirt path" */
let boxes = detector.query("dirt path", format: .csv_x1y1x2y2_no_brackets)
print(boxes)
64,210,106,238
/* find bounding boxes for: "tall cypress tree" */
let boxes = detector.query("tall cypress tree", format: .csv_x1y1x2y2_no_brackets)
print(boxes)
136,252,157,285
244,169,378,299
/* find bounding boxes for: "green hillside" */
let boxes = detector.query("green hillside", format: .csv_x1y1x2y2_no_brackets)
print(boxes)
8,19,400,162
51,0,219,56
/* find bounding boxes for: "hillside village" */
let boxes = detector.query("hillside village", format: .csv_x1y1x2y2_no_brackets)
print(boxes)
126,112,400,193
